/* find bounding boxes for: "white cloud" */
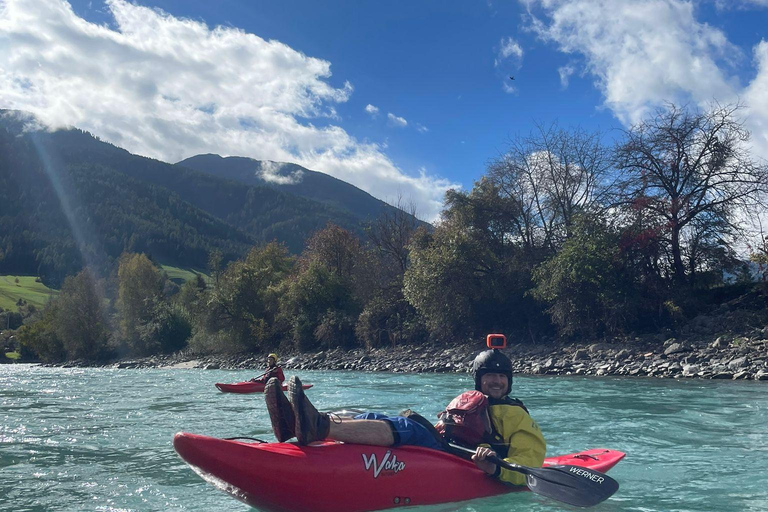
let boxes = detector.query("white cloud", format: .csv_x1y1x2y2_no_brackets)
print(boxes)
714,0,768,9
387,112,408,127
0,0,454,220
259,161,304,185
558,64,575,88
744,41,768,160
495,36,524,93
496,36,524,66
364,104,379,117
416,123,429,133
524,0,740,125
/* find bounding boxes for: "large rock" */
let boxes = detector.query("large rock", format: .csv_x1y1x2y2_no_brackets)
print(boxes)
588,343,613,354
664,343,689,356
682,364,700,377
572,349,590,361
728,356,749,370
615,349,632,360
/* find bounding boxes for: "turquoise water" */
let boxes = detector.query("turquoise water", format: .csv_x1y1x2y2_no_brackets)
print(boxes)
1,365,766,512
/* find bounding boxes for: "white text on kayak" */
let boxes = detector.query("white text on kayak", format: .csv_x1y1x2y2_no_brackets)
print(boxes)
362,451,406,478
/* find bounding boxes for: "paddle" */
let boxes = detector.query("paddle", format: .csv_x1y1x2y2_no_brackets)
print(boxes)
448,443,619,508
249,371,267,382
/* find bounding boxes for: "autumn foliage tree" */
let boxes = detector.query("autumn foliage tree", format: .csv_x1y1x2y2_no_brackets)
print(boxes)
614,103,768,286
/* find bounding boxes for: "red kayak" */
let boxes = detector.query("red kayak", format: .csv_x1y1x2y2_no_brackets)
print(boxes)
214,381,313,394
173,432,625,512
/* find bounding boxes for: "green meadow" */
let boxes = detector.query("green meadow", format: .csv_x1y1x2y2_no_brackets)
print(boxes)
0,275,58,312
160,264,210,285
0,266,205,313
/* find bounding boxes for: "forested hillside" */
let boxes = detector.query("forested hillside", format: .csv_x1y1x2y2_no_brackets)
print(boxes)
178,154,426,224
0,119,252,286
0,111,417,286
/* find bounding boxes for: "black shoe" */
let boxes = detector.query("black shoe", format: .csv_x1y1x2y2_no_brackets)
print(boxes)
288,376,330,445
265,378,295,442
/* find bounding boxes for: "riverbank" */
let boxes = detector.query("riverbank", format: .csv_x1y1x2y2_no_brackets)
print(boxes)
46,327,768,381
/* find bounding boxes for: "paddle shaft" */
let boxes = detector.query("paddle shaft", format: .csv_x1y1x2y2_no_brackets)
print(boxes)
448,443,619,508
252,366,276,381
448,443,531,475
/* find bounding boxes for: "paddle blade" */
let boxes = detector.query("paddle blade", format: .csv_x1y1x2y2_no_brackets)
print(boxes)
525,464,619,508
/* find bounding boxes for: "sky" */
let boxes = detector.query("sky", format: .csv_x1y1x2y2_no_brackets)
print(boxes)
1,0,768,221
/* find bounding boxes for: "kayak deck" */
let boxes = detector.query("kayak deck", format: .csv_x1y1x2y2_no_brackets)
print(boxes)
214,381,313,394
174,432,625,512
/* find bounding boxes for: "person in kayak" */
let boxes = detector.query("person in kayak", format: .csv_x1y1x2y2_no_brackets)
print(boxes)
251,353,285,384
264,348,546,486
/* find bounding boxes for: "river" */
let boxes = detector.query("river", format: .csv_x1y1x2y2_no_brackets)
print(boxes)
1,365,766,511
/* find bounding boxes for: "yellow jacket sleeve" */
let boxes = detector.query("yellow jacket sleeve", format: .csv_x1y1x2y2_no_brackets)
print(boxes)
488,403,547,486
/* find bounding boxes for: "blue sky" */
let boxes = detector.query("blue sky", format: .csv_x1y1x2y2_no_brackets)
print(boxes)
2,0,768,220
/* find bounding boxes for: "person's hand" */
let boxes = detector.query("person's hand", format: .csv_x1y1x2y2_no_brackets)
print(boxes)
471,446,498,475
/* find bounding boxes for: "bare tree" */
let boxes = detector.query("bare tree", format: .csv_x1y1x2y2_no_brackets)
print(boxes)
367,196,421,278
487,123,613,252
614,103,768,285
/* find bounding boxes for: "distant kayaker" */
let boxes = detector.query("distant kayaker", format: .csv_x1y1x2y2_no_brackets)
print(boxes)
264,340,546,486
251,353,285,384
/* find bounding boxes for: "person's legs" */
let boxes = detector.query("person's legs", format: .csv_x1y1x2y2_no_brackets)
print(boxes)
357,413,445,451
264,378,294,442
288,377,397,446
328,419,394,445
287,377,443,449
288,376,330,444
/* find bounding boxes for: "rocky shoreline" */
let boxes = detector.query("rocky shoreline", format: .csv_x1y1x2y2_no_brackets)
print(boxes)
48,328,768,381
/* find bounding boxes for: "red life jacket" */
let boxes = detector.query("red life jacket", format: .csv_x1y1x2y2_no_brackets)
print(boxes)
435,390,491,447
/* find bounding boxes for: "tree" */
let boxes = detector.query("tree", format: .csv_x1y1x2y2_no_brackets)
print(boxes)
280,261,356,351
302,224,378,306
17,307,64,363
302,224,363,280
531,216,635,336
404,213,543,341
116,253,166,355
208,243,294,350
54,269,110,360
486,123,612,252
614,103,768,286
16,269,110,361
367,196,421,277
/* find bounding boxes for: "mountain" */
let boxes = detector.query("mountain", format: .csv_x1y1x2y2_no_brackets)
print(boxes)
0,111,425,286
0,111,253,286
177,154,418,223
39,129,366,248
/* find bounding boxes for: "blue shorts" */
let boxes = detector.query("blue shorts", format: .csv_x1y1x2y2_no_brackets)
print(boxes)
353,412,446,451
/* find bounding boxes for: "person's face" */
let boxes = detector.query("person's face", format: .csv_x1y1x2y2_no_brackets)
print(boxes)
480,372,508,399
267,356,276,366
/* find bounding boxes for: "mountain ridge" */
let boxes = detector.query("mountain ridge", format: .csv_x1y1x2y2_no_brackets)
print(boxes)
177,153,425,225
0,110,426,286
